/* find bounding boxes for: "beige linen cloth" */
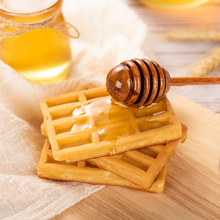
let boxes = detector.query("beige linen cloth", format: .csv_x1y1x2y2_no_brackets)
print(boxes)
0,0,153,219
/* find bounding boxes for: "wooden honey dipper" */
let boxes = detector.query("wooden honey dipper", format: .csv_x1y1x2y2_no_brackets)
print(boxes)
106,58,220,107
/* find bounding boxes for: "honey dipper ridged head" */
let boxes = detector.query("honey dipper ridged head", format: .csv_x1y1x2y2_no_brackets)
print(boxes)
106,58,171,107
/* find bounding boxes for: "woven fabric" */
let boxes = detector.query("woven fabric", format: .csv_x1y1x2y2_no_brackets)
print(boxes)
0,0,152,219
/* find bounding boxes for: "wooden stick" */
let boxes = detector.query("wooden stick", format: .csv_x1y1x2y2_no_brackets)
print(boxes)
171,76,220,86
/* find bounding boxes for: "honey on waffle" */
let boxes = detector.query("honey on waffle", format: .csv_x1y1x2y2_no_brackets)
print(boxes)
37,139,168,193
40,87,182,162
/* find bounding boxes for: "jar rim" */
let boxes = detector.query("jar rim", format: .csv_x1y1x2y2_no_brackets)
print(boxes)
0,0,62,17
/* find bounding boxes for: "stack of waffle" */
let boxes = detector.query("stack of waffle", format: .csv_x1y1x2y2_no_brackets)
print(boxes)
38,87,187,193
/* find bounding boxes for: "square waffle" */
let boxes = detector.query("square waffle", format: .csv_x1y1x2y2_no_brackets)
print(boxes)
40,87,182,162
37,139,168,193
89,124,187,189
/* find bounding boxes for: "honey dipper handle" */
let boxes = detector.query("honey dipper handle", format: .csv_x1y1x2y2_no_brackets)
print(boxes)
171,76,220,86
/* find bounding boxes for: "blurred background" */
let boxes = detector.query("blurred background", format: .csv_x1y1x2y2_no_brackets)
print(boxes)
122,0,220,113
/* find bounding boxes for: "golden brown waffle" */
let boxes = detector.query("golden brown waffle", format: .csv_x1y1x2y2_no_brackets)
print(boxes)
89,124,187,189
37,139,168,193
40,87,182,162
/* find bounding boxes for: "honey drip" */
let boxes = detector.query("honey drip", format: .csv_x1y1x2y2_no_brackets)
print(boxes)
68,96,167,142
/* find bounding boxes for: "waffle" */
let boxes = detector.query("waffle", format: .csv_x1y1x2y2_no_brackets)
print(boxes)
37,139,168,193
89,123,187,189
40,87,182,162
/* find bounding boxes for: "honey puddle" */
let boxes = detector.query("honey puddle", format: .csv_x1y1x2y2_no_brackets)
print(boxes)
69,97,167,142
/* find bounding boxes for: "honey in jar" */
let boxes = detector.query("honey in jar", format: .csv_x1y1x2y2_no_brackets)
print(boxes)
138,0,209,10
0,0,74,84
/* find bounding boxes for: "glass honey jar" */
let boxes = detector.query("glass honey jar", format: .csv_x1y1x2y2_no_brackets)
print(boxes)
0,0,78,84
138,0,209,10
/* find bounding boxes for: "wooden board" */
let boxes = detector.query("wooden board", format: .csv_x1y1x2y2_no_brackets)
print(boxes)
52,96,220,220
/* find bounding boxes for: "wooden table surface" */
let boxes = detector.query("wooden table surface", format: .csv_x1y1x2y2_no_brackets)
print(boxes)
53,1,220,219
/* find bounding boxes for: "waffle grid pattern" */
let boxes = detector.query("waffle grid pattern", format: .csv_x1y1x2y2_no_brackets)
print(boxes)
90,123,187,189
90,141,176,189
40,87,182,162
37,139,168,193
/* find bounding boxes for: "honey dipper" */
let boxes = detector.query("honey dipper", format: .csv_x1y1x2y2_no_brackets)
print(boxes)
106,58,220,107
